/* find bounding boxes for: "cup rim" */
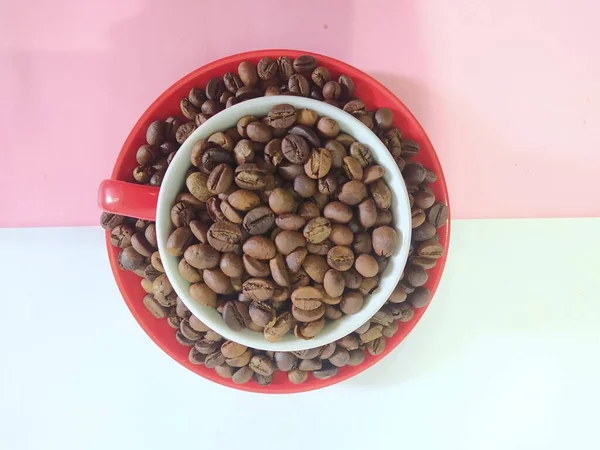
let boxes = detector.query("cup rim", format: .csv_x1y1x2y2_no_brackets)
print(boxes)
156,96,411,351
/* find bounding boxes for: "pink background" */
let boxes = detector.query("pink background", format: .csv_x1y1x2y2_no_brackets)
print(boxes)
1,0,599,227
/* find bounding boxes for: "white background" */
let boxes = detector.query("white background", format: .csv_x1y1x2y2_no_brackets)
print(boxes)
1,219,599,450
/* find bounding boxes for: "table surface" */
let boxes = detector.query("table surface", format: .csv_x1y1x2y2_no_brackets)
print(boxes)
1,0,600,227
2,219,599,450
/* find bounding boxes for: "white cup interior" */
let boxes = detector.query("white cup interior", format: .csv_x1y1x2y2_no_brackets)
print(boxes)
156,96,411,351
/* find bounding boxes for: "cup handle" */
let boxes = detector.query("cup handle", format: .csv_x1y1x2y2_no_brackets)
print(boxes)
98,179,159,221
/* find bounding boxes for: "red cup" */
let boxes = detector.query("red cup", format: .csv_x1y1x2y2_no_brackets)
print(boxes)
99,50,450,393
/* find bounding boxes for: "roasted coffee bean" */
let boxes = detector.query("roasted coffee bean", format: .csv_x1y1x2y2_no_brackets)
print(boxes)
207,221,243,252
409,287,431,308
249,354,276,376
268,103,297,128
234,164,267,190
207,164,234,194
427,202,448,228
289,124,320,147
338,180,367,205
110,225,134,248
243,206,275,235
288,368,308,384
304,147,332,178
171,202,195,228
249,301,275,327
288,74,310,96
340,291,364,315
118,246,145,271
264,311,293,342
274,352,297,371
101,212,125,230
222,300,249,331
188,283,216,308
369,179,392,210
281,134,310,164
242,278,275,302
371,226,398,257
232,366,254,384
293,55,318,73
327,246,355,271
413,221,437,242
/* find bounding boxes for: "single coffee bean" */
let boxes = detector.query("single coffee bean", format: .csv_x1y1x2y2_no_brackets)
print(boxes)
414,189,435,209
242,236,276,260
275,214,306,231
409,287,431,308
404,264,428,287
268,103,297,129
340,291,364,314
288,368,308,384
327,246,355,271
269,254,290,287
205,77,224,100
275,230,306,255
298,358,322,371
403,163,427,185
357,198,377,228
304,147,332,179
243,206,275,235
189,283,217,307
207,163,234,194
238,61,258,86
338,180,367,205
369,179,392,210
371,226,398,257
427,202,448,228
242,278,275,302
203,268,232,294
292,304,325,323
100,212,125,230
236,85,263,101
413,221,437,242
234,164,267,190
201,148,234,173
222,300,249,331
303,217,332,244
323,269,345,297
249,354,276,376
362,165,385,184
302,254,329,284
264,311,293,342
207,221,243,252
281,134,310,164
205,351,226,369
288,74,310,96
249,301,275,327
325,305,343,320
257,57,278,80
329,224,353,246
232,366,254,384
274,352,297,371
322,81,342,100
183,243,220,269
227,189,261,211
246,122,272,143
142,294,168,319
311,66,331,88
359,324,383,344
118,246,145,271
171,202,195,228
374,107,394,130
329,347,350,367
293,55,317,73
355,254,379,278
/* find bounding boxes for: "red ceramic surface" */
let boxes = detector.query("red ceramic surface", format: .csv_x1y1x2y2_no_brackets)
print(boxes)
102,49,450,393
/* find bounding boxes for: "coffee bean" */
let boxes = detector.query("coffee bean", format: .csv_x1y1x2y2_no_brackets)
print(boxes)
340,291,364,315
207,222,243,252
427,202,448,228
288,74,310,96
249,354,275,376
110,225,134,249
268,104,297,129
327,246,355,271
242,278,275,302
338,180,367,205
292,304,325,323
274,352,297,371
303,217,332,244
264,311,293,342
295,317,325,339
118,246,145,271
403,163,427,185
298,358,322,371
223,72,243,93
311,66,331,88
288,368,308,384
249,301,275,327
413,221,437,242
206,164,234,195
302,255,329,284
222,300,249,331
257,57,278,80
269,254,290,287
232,366,254,384
281,134,310,164
275,230,306,255
293,55,317,73
100,212,125,230
243,206,275,235
409,287,431,308
304,147,332,179
234,164,267,190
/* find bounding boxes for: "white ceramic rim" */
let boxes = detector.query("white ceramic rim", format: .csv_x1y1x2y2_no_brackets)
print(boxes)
156,96,411,351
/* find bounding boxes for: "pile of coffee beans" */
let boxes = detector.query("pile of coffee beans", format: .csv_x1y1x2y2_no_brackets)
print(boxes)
101,54,448,386
166,104,398,341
